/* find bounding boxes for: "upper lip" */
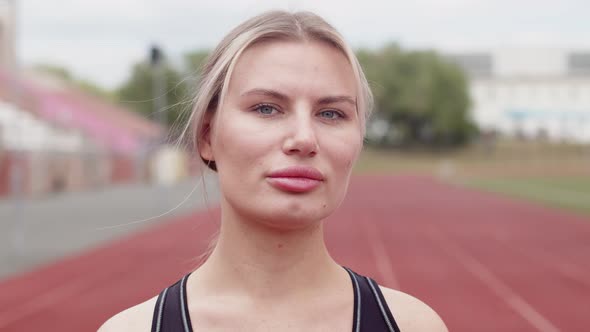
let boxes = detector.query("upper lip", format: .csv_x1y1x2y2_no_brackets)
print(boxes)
267,166,325,181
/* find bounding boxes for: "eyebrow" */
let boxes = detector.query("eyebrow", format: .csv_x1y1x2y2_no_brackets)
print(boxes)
317,95,356,106
241,88,290,102
241,88,356,106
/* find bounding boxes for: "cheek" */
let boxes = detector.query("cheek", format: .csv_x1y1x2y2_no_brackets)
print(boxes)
211,112,272,175
325,133,362,199
330,133,362,173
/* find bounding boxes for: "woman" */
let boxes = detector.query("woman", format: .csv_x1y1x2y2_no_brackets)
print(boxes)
100,10,447,332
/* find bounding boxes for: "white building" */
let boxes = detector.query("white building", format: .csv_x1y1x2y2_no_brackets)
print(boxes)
447,49,590,143
0,101,84,152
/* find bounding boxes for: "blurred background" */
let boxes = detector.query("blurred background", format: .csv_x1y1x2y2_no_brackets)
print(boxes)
0,0,589,331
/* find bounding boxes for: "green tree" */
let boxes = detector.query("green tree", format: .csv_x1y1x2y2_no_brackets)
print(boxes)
116,49,212,130
358,45,475,147
34,64,73,80
33,64,113,99
184,50,210,75
116,61,188,127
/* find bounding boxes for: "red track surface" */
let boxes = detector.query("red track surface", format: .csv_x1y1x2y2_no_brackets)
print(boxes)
1,175,589,331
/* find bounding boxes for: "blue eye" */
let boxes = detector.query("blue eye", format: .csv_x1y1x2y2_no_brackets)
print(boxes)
319,110,343,120
255,104,278,115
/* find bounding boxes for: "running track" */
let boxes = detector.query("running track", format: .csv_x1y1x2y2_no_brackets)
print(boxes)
0,175,588,331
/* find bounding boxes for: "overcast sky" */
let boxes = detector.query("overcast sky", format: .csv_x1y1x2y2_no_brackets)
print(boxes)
16,0,590,89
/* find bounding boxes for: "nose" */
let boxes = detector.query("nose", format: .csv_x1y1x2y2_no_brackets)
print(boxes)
282,111,318,157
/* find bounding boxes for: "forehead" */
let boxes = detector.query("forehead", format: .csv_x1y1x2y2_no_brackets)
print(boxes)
227,39,357,100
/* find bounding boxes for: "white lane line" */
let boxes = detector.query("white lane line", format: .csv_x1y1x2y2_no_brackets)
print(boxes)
494,236,590,289
425,226,561,332
365,219,401,290
0,278,89,329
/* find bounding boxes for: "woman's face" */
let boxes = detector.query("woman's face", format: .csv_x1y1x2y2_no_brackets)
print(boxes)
200,40,362,230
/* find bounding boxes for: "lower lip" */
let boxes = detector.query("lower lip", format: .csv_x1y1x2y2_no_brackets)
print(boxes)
266,177,322,193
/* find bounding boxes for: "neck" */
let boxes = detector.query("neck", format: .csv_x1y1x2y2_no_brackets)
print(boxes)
192,200,343,300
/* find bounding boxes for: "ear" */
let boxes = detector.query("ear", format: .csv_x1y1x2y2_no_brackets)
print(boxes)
198,111,215,162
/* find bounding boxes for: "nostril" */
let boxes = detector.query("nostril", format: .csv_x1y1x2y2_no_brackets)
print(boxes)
283,134,319,156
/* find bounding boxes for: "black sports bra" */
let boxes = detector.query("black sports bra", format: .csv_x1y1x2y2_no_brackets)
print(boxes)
151,267,401,331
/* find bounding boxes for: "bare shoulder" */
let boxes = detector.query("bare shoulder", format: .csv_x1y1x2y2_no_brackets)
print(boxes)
379,286,448,332
97,296,158,332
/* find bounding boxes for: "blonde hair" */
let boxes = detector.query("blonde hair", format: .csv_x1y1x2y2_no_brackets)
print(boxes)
179,10,373,172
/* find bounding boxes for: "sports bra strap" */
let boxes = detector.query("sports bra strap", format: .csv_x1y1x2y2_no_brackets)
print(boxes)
343,266,401,332
151,274,193,332
152,268,401,331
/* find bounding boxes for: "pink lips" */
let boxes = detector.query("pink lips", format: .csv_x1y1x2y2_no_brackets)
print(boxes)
266,166,324,193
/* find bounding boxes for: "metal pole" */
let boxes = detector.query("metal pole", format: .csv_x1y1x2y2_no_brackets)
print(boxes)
150,44,168,174
149,45,169,212
150,45,167,131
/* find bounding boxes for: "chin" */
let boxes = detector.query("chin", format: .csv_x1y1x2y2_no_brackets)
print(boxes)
224,188,340,231
251,204,333,231
266,212,325,231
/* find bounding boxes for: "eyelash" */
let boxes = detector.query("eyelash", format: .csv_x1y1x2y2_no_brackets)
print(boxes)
253,103,280,116
252,103,346,121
